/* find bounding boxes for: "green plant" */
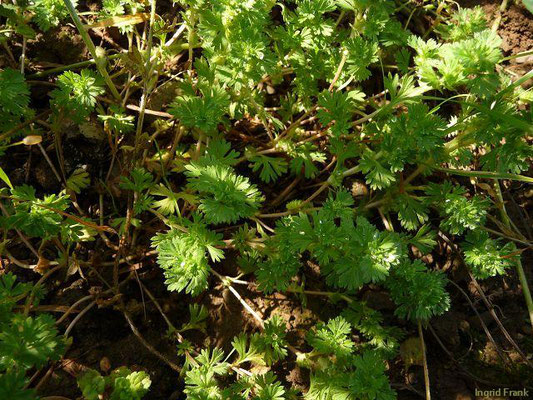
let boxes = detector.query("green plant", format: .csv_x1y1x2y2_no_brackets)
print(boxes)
50,69,105,122
303,317,396,400
463,230,517,280
0,68,30,131
0,274,65,399
77,367,151,400
32,0,77,32
152,216,224,295
3,185,70,238
256,191,407,292
185,160,264,224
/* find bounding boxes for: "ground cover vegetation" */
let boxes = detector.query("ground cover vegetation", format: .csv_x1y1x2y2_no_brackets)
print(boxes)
0,0,533,398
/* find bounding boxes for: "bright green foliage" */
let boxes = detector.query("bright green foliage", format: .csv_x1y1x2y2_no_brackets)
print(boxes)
257,191,406,292
77,367,151,400
408,225,437,255
231,317,288,368
182,321,289,399
304,317,396,400
2,185,70,238
344,36,379,82
120,168,154,193
100,0,144,20
31,0,77,32
467,97,533,174
342,302,404,357
307,316,354,361
386,260,450,321
150,184,186,216
152,216,224,295
232,333,265,366
185,160,264,224
1,1,531,398
184,348,229,399
249,154,288,183
66,168,91,194
194,0,277,90
184,316,394,400
253,315,289,365
185,349,288,400
255,250,300,294
0,314,65,370
111,370,152,400
347,351,396,400
273,0,404,102
358,101,447,191
50,69,105,122
0,273,33,324
379,103,447,172
425,182,488,235
78,369,106,400
180,304,209,333
436,6,487,41
382,73,429,108
0,274,65,400
393,193,429,231
119,168,156,216
317,90,355,137
200,139,240,166
284,141,327,179
0,168,13,189
0,68,30,131
410,17,502,92
463,230,516,279
358,151,397,190
253,372,286,400
223,373,287,400
0,4,36,39
99,105,135,135
169,79,230,134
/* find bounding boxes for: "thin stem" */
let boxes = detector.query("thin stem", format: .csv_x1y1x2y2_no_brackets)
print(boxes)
210,268,264,328
133,0,157,163
20,36,26,74
492,0,509,32
501,49,533,62
64,301,96,337
37,143,63,183
56,295,93,325
418,321,431,400
27,54,123,79
494,181,533,331
0,203,39,258
123,311,182,372
437,167,533,184
285,286,354,303
62,0,121,100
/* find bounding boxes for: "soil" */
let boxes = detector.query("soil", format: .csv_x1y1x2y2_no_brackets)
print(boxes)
3,1,533,400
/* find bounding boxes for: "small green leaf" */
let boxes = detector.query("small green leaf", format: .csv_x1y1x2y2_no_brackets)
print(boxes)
0,167,13,189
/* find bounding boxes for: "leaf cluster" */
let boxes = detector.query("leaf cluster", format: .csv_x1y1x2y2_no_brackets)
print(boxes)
77,367,151,400
152,216,224,295
0,273,65,400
